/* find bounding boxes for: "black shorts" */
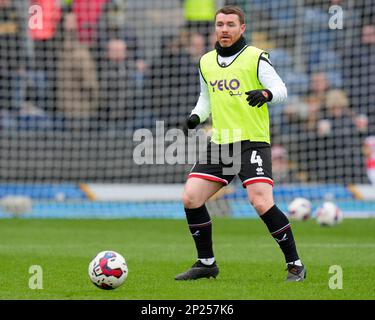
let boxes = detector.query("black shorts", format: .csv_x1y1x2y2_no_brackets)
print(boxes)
189,140,273,188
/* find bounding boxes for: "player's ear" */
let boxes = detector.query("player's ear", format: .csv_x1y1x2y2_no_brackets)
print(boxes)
240,24,246,34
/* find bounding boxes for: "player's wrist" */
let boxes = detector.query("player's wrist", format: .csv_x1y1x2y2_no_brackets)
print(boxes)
263,89,273,102
187,114,201,129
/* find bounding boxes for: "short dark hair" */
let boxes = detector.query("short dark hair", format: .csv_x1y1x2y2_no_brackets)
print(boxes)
215,5,246,25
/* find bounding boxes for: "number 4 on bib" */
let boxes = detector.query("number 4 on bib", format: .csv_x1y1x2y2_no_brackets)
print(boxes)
251,150,263,166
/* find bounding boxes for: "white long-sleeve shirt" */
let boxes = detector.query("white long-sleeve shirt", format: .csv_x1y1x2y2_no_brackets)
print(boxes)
191,51,287,122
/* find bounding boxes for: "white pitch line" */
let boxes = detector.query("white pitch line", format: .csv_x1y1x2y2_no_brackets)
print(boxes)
221,243,375,249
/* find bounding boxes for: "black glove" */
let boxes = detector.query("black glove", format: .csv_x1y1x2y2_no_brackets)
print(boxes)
182,114,200,136
245,89,273,107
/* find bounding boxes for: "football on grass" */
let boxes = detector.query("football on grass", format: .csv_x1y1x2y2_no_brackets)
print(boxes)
287,197,312,221
88,250,128,290
316,201,343,226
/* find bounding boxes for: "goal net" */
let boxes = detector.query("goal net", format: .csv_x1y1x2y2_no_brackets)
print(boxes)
0,0,374,218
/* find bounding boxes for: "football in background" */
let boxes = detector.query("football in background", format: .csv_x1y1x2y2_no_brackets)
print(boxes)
316,201,343,226
287,197,312,221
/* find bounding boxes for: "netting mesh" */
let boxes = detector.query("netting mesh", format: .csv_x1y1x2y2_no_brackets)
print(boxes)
0,0,374,217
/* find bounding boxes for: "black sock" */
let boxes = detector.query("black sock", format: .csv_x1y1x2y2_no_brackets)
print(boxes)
260,205,299,263
184,205,214,259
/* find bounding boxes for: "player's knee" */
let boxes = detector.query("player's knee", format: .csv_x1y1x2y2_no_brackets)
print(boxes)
249,194,273,214
182,191,204,209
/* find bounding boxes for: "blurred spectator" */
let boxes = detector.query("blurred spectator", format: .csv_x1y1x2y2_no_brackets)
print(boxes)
181,0,217,50
271,145,307,184
95,0,147,91
56,12,100,123
187,32,206,64
363,136,375,185
94,0,152,129
16,96,53,131
317,90,368,136
29,0,62,42
98,38,140,129
29,0,62,114
278,98,311,137
96,0,142,60
315,89,367,183
0,0,25,112
151,30,202,130
305,72,330,108
303,72,330,131
276,97,319,183
342,24,375,135
72,0,108,46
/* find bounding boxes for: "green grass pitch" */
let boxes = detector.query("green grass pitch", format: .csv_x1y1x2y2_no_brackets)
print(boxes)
0,217,374,300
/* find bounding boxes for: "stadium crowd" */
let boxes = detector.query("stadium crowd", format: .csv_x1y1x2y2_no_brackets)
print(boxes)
0,0,374,185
